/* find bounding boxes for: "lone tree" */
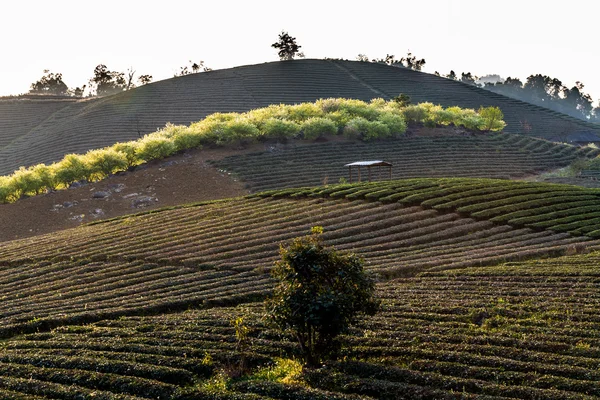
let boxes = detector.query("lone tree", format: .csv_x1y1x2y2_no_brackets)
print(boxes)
267,227,378,367
272,31,303,61
30,70,69,95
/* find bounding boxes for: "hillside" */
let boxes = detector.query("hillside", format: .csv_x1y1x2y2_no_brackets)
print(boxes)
1,129,596,242
0,60,598,175
214,132,598,192
0,179,599,397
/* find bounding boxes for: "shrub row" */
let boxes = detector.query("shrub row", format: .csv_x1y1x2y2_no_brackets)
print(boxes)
0,99,505,203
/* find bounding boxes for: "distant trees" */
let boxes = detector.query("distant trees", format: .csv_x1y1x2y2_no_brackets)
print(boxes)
175,60,212,77
369,52,426,71
88,65,154,96
89,64,126,96
485,74,596,120
272,31,304,61
29,70,69,95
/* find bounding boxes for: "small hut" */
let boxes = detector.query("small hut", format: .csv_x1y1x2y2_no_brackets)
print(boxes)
345,161,393,183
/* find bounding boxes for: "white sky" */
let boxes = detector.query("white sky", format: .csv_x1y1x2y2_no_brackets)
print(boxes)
1,0,599,103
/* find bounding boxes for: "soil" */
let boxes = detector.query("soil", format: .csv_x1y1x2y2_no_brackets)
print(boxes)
0,147,256,243
0,126,471,243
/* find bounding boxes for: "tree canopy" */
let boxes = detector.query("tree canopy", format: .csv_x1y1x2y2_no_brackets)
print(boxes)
267,227,379,367
272,31,303,61
29,70,69,95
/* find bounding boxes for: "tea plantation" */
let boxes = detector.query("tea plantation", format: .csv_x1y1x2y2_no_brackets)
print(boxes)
0,179,599,398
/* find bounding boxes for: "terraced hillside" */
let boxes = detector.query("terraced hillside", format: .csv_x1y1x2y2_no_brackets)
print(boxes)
0,177,600,397
4,252,598,400
0,97,79,148
0,179,597,335
0,60,598,175
214,133,599,191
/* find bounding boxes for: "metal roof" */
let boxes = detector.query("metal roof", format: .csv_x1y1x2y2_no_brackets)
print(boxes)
345,161,393,167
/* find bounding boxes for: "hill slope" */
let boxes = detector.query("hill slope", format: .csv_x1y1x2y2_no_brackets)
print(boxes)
0,178,598,337
0,179,599,398
0,60,598,175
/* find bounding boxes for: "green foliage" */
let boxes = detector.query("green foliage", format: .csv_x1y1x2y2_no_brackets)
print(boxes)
261,118,300,140
267,229,379,366
10,166,44,197
343,117,391,141
136,135,177,161
478,106,506,131
220,120,261,146
54,154,92,186
301,117,337,140
111,142,140,168
402,104,429,124
249,358,303,384
286,103,324,123
393,93,411,107
85,148,128,179
31,164,57,191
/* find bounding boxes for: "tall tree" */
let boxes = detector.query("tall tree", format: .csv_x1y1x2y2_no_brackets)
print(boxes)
29,70,69,95
271,31,304,61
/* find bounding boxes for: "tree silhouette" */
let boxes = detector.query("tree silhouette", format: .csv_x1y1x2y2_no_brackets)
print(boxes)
272,31,303,61
89,65,126,96
445,70,457,80
30,70,69,95
175,60,211,77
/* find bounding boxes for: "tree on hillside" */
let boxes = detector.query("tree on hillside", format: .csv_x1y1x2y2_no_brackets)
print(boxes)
272,31,304,61
445,70,457,80
563,81,593,118
460,72,478,86
267,227,379,367
29,70,69,95
401,52,426,71
89,65,152,96
138,74,153,85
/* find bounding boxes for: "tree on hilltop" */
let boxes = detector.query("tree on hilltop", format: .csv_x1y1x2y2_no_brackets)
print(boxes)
89,65,153,96
372,52,426,71
175,60,212,77
30,70,69,95
89,64,126,96
267,227,379,367
272,31,304,61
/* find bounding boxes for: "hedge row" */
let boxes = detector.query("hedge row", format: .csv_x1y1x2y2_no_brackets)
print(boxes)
0,99,505,203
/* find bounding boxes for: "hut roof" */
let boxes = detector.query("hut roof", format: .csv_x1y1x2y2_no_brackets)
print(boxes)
345,161,393,167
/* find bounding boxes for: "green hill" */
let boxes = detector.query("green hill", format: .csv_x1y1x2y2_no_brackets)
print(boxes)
0,60,598,175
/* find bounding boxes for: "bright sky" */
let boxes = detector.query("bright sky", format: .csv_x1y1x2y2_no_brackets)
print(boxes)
2,0,599,103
